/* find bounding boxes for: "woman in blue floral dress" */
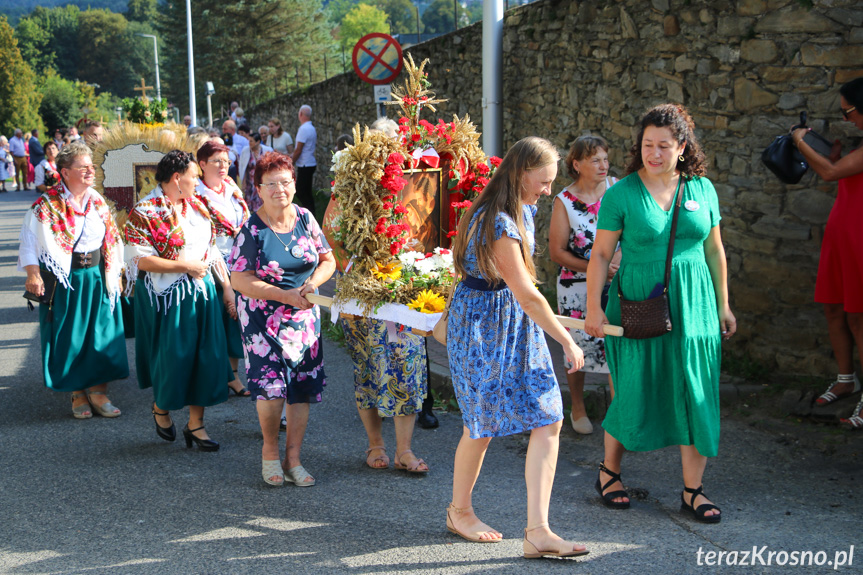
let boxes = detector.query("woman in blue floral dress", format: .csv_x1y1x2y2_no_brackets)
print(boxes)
229,153,335,487
446,137,588,559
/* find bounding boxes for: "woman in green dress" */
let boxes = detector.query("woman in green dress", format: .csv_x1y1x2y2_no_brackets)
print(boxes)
125,150,234,451
585,104,736,523
19,140,128,418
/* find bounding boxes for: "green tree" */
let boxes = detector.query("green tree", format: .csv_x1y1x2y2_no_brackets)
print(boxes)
422,0,469,34
39,70,80,132
15,5,81,80
0,16,44,136
326,0,357,25
158,0,338,116
339,4,390,50
374,0,418,35
125,0,157,23
76,9,155,98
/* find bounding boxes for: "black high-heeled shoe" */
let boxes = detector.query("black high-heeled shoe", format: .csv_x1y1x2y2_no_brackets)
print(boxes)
152,408,176,442
183,424,220,452
681,485,721,523
595,461,631,509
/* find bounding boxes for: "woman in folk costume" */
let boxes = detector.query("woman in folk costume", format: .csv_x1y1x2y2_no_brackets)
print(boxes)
195,140,251,397
125,150,234,451
18,140,128,419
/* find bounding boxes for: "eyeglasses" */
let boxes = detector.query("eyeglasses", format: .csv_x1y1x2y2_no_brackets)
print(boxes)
842,106,857,119
260,180,294,191
206,159,231,166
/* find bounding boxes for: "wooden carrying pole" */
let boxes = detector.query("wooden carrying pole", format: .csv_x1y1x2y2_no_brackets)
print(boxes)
304,294,624,337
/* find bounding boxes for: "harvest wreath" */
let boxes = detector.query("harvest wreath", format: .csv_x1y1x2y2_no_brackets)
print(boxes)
329,56,499,328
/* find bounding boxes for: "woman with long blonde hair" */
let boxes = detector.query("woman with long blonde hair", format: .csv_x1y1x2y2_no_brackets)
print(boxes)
445,137,588,559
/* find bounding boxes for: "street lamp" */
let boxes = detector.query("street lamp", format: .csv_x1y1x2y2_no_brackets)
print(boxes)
205,82,215,129
135,33,161,101
186,0,197,127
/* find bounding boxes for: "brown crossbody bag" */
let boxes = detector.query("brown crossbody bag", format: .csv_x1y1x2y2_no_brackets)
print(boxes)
617,177,684,339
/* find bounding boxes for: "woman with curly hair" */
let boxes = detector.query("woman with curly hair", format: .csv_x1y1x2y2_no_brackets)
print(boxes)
585,104,736,523
125,150,233,451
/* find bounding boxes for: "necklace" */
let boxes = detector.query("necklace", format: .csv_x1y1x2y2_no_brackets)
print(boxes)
265,210,299,254
71,199,91,217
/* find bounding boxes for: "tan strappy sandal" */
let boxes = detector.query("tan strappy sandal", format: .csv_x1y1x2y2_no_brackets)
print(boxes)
365,445,389,469
445,504,502,543
523,523,589,559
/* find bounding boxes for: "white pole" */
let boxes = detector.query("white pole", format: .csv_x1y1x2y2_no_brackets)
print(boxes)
136,34,161,101
186,0,197,126
482,0,503,157
152,36,161,102
207,94,213,129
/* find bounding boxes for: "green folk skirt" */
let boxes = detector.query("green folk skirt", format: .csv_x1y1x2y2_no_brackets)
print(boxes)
134,276,231,410
39,265,129,392
215,282,244,360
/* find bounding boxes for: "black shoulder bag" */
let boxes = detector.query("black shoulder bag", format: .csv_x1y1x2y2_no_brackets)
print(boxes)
617,178,683,339
23,218,87,321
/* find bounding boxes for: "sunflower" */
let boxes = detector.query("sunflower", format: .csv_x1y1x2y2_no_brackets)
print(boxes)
372,260,403,282
408,289,446,314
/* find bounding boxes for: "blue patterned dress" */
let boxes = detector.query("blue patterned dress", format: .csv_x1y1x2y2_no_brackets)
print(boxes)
228,207,331,404
447,205,563,438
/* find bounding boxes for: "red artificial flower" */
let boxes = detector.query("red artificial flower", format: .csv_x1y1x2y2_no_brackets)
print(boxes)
390,242,401,256
489,156,502,168
384,164,402,177
476,163,490,175
385,224,402,238
477,176,489,187
381,176,407,193
375,217,387,235
438,248,451,255
382,202,393,210
387,152,404,165
382,194,395,202
330,180,335,187
394,204,407,215
447,230,458,238
398,117,409,125
398,125,410,134
411,133,422,143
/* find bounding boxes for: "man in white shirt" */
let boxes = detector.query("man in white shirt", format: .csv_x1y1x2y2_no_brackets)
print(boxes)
292,105,317,212
9,129,29,191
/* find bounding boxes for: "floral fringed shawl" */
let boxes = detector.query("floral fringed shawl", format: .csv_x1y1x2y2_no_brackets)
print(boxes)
25,184,124,308
124,185,223,310
195,177,250,261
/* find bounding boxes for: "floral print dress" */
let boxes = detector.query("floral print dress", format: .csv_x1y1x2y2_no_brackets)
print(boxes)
229,207,332,403
446,205,563,438
555,178,616,373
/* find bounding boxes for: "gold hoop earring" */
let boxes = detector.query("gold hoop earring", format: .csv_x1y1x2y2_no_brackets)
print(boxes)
678,154,685,163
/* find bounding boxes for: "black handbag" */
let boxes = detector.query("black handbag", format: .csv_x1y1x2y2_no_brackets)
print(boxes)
761,111,809,184
23,219,86,320
617,178,683,339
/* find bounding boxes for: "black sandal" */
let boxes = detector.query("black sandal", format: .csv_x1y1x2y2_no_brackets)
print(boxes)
680,485,721,523
228,372,251,397
595,461,630,509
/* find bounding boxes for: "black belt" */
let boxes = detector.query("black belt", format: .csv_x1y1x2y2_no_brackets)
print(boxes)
462,275,506,291
71,249,101,269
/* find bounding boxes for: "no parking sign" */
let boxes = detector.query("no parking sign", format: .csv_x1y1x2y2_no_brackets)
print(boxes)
352,33,403,85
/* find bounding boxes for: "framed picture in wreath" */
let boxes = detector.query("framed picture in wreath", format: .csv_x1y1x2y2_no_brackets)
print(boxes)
398,168,443,253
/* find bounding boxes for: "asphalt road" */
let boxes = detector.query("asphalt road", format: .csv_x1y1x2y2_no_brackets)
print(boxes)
0,190,860,575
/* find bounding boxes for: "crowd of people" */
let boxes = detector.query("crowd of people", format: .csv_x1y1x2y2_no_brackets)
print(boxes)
12,78,863,558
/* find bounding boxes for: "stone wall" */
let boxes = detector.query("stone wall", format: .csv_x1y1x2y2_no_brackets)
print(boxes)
247,0,863,377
